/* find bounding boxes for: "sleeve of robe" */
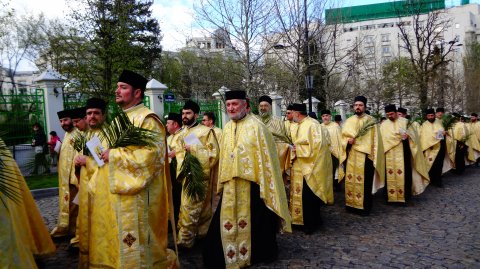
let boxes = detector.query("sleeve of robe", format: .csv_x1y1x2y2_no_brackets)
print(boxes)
108,116,165,195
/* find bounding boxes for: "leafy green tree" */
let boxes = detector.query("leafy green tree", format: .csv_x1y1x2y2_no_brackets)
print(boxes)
382,57,417,107
42,0,162,99
160,50,243,100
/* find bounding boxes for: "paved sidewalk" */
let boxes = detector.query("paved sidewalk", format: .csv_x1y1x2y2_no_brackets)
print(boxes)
37,167,480,268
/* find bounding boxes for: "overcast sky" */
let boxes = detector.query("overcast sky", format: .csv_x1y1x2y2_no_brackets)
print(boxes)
6,0,477,70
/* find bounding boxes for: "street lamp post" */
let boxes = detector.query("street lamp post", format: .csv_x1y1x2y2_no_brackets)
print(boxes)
305,73,313,113
304,0,313,113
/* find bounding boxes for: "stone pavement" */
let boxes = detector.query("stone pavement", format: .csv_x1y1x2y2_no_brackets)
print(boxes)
36,167,480,268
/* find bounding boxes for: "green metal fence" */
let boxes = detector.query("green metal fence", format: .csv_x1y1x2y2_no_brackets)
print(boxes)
0,89,46,145
164,99,224,128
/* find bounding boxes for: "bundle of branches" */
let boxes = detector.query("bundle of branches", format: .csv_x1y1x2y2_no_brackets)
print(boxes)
459,131,472,144
70,130,88,154
272,132,293,145
355,118,377,139
0,134,21,205
101,110,159,149
177,152,207,201
442,115,457,131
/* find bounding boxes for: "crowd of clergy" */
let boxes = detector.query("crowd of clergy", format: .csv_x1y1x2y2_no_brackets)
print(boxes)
2,69,480,269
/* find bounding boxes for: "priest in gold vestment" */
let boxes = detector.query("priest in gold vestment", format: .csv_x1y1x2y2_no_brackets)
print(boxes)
202,111,223,144
469,113,480,164
452,114,469,174
203,90,291,269
166,112,183,223
380,104,429,204
0,138,56,268
257,95,291,178
73,98,107,268
341,96,385,215
420,109,453,188
171,100,219,248
290,103,333,234
89,71,178,268
321,109,344,192
50,109,79,240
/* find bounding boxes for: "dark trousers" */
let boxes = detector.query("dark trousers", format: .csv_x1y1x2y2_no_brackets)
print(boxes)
429,140,446,187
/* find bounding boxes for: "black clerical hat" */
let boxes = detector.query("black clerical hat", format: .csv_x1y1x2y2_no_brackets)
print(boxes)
334,115,342,121
167,112,182,126
292,103,306,112
425,108,435,115
384,104,396,113
57,109,73,120
86,98,107,111
471,113,478,117
118,70,148,91
287,104,294,110
258,95,272,105
183,100,200,114
225,90,247,100
398,107,407,114
354,95,367,105
71,107,86,119
436,107,445,113
321,109,331,115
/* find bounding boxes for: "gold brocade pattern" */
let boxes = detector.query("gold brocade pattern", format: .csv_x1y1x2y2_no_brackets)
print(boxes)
341,114,385,210
53,130,79,235
218,114,291,268
322,121,345,181
88,104,177,268
290,117,333,224
381,118,430,197
0,139,56,268
258,115,292,175
420,119,454,173
221,179,252,268
174,124,219,247
466,123,480,161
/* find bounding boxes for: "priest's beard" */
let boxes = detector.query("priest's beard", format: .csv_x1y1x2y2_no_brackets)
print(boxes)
183,117,196,126
259,110,272,121
355,111,364,116
427,118,435,123
231,110,247,121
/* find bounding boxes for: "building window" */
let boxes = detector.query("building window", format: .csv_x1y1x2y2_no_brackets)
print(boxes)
364,35,374,44
381,34,390,42
364,46,375,56
382,45,391,55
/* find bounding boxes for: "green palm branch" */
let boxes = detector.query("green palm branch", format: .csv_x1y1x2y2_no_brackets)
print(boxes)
70,130,88,153
100,110,159,149
177,152,207,201
355,118,377,139
442,115,457,131
272,132,293,144
0,134,21,206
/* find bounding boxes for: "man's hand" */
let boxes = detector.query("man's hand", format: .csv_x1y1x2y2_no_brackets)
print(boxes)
101,149,110,163
75,155,87,167
401,133,409,140
184,145,191,152
168,150,176,158
348,138,355,145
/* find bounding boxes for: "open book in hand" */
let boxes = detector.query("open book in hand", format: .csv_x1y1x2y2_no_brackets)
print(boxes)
86,135,106,167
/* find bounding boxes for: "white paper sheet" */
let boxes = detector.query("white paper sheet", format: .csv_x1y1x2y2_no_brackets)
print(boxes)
183,133,202,146
86,135,105,167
